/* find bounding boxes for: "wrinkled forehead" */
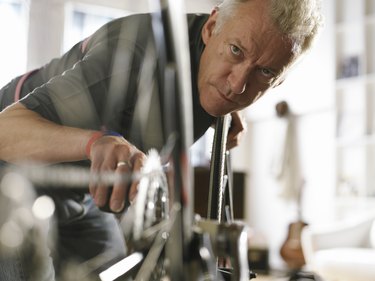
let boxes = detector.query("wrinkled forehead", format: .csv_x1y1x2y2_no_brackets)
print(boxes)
222,5,296,66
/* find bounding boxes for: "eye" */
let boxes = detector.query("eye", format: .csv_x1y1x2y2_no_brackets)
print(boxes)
257,68,278,85
230,44,242,57
260,68,275,78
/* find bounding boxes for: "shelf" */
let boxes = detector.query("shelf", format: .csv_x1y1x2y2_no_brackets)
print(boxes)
335,21,362,33
334,196,375,218
336,134,375,148
335,72,375,88
335,14,375,31
334,0,375,201
335,0,375,25
335,196,375,207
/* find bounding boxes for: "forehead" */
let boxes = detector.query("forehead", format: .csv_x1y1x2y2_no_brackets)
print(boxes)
219,2,295,69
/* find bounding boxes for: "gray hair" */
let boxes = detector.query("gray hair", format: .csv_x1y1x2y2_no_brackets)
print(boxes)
215,0,324,57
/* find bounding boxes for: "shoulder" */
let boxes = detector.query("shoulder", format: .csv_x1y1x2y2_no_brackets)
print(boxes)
85,14,153,50
104,14,152,35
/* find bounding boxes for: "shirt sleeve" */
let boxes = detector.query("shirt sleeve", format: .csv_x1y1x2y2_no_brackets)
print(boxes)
20,15,148,131
21,29,144,129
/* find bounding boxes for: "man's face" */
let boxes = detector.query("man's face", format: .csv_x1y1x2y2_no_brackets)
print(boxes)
198,0,295,116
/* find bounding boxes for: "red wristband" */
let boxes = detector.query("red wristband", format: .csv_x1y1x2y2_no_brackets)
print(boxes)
85,130,123,159
85,131,103,159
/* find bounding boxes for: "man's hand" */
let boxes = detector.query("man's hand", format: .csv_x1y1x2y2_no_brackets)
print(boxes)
227,111,247,150
88,135,146,213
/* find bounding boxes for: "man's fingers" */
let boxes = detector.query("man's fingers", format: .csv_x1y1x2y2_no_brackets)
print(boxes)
128,153,145,202
128,183,139,205
226,138,238,150
89,165,100,198
226,111,247,149
110,161,132,212
88,136,147,212
94,184,109,207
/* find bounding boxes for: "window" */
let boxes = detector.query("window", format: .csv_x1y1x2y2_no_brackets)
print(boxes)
63,3,130,52
0,0,28,86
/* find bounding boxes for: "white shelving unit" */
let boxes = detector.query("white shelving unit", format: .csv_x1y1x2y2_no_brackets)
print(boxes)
335,0,375,199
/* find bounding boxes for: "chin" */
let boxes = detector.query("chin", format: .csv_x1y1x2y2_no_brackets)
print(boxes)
201,102,230,117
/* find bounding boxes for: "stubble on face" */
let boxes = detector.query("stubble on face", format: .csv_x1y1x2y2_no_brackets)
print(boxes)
197,0,294,117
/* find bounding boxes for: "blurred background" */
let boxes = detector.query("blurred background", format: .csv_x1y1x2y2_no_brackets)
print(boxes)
0,0,374,274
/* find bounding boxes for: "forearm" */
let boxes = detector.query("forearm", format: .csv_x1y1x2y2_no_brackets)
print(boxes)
0,103,146,213
0,102,94,164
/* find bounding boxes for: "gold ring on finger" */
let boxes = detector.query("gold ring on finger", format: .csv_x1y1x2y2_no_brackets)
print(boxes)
117,161,131,168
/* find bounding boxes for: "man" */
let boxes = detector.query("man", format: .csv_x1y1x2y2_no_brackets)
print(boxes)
0,0,323,279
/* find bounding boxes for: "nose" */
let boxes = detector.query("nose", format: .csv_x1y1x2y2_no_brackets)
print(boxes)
227,65,249,95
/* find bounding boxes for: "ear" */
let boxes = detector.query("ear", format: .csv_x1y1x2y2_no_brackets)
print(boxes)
202,7,219,44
